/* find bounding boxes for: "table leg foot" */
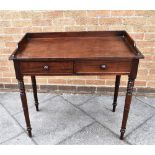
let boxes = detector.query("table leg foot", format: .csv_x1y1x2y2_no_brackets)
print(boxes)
35,103,39,111
120,129,126,140
112,102,117,112
27,127,32,137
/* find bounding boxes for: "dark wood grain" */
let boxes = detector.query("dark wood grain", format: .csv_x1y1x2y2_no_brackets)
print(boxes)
120,59,139,140
75,60,131,75
17,77,32,137
31,76,39,111
120,77,135,140
9,31,144,140
20,61,73,75
9,31,144,61
113,75,121,112
17,37,135,59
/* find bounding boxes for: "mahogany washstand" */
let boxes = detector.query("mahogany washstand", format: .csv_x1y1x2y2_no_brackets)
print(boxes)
9,31,144,140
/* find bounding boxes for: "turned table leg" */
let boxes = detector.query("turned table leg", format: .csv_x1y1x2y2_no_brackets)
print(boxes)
120,76,135,140
112,75,121,112
31,76,39,111
17,78,32,137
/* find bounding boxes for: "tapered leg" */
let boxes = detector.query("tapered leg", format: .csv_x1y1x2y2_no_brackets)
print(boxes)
112,75,121,112
17,78,32,137
31,76,39,111
120,76,135,140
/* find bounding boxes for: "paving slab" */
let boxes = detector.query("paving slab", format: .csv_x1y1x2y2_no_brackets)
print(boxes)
126,115,155,145
0,92,56,115
14,96,93,144
0,92,7,95
0,104,23,143
86,95,125,111
60,122,127,145
62,93,94,106
79,96,155,137
1,133,35,145
136,96,155,108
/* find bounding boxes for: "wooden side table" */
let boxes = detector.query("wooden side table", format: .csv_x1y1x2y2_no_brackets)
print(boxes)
9,31,144,140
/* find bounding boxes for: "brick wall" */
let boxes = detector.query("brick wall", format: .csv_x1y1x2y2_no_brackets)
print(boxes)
0,10,155,92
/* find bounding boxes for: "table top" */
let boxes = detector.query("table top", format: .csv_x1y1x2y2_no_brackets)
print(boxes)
9,31,144,61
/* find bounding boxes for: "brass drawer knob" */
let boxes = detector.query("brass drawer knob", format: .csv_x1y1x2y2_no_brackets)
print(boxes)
43,65,49,70
100,64,107,70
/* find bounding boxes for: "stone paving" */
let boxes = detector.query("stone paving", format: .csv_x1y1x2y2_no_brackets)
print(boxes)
0,92,155,145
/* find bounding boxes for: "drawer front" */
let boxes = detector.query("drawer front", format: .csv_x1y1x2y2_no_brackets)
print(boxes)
75,61,132,74
20,61,73,75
